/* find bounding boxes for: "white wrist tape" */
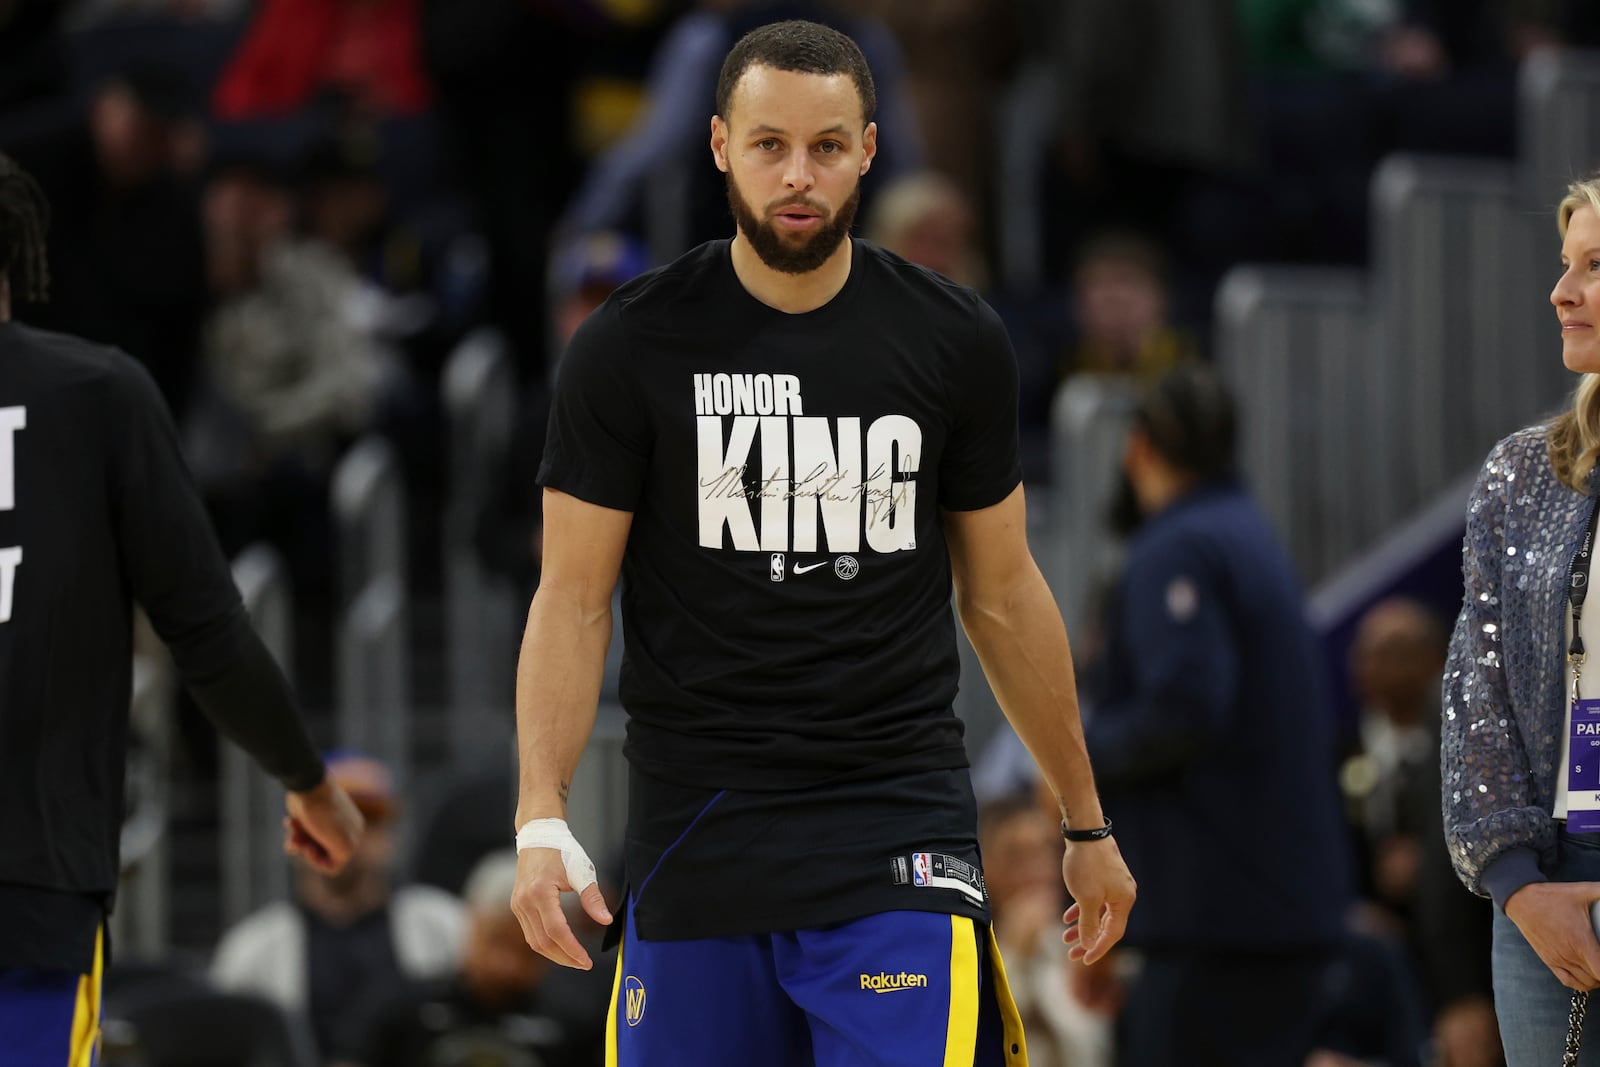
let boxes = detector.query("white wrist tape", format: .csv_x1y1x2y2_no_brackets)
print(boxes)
515,818,598,892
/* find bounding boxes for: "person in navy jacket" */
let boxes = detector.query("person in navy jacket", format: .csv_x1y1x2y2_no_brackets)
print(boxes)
1080,365,1351,1067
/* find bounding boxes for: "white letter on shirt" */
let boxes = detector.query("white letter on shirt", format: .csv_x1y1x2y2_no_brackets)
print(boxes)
0,547,20,623
0,406,24,511
698,415,760,550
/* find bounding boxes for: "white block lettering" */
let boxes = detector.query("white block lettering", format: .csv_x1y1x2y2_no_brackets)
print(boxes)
0,406,24,511
697,415,760,550
791,416,860,553
865,415,920,553
0,546,20,623
758,416,790,552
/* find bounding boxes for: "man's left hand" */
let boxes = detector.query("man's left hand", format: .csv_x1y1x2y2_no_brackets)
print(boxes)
1060,838,1136,966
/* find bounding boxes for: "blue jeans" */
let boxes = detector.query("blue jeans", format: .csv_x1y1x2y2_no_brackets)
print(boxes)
1493,828,1600,1066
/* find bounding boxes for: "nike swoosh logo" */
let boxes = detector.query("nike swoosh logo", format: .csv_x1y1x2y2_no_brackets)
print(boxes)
793,560,830,574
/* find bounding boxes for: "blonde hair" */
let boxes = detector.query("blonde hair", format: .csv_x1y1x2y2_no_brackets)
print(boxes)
1547,174,1600,490
863,170,987,290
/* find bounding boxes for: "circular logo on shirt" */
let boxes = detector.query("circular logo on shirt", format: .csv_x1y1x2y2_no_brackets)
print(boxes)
624,975,646,1027
835,556,860,580
1166,577,1198,622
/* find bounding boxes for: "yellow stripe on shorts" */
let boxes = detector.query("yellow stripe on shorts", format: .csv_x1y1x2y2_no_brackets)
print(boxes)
944,915,979,1067
985,922,1030,1065
604,936,626,1067
68,926,103,1067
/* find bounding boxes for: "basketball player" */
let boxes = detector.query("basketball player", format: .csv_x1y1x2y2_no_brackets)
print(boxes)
0,152,365,1066
510,21,1136,1066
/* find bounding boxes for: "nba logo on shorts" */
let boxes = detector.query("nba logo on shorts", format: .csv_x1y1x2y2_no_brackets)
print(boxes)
911,853,930,887
771,553,785,582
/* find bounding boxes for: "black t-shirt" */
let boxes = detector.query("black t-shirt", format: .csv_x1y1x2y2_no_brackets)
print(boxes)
539,240,1021,936
0,322,323,970
540,238,1021,789
305,903,405,1059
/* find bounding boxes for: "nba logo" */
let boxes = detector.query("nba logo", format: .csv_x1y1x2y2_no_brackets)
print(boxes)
771,553,785,582
911,853,930,886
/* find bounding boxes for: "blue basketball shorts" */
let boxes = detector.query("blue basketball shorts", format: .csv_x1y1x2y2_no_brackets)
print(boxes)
0,927,103,1067
604,903,1028,1066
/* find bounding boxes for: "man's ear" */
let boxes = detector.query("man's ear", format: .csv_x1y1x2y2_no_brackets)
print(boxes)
859,121,877,176
710,115,730,174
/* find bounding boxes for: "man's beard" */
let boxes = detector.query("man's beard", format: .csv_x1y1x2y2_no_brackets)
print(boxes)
727,174,861,275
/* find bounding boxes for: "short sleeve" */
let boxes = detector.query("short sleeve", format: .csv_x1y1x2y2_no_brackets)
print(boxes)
938,296,1023,510
538,300,653,511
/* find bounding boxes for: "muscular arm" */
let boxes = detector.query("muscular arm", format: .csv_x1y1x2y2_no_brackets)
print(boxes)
511,487,630,970
513,487,632,825
945,484,1135,963
944,485,1101,828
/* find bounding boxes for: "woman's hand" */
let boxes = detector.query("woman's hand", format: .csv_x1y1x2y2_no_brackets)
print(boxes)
1504,881,1600,990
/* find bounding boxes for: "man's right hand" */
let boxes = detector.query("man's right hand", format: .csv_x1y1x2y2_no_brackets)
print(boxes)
283,779,364,873
1504,881,1600,990
512,845,613,970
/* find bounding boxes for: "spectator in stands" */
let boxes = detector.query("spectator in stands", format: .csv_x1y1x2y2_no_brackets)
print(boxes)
1074,365,1350,1067
1343,598,1449,928
357,850,606,1067
1336,597,1500,1067
187,141,407,700
420,0,595,381
1040,0,1253,281
474,232,651,602
864,169,988,290
849,0,1018,262
1340,598,1502,1067
1443,173,1600,1067
1060,232,1198,385
211,0,432,120
212,751,466,1066
0,63,208,416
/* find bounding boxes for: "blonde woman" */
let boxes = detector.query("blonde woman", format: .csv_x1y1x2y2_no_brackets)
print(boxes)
1444,173,1600,1064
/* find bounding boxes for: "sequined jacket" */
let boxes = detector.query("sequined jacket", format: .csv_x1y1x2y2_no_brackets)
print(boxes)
1444,424,1598,907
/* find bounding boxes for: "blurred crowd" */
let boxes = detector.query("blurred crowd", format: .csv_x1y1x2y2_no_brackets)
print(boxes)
5,0,1598,625
4,0,1595,1063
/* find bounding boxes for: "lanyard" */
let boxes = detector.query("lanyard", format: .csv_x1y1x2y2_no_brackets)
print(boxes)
1570,496,1600,704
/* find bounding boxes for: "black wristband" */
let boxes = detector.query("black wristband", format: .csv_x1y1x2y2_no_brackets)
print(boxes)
1061,817,1113,842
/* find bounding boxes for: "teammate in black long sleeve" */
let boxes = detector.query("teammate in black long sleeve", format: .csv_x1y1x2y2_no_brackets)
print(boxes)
0,152,365,1067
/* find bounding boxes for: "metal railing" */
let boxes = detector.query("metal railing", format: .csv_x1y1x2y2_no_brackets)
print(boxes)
221,545,295,926
1215,266,1372,584
1519,48,1600,213
332,437,411,788
442,329,521,758
1371,154,1544,521
114,657,174,957
1045,375,1138,644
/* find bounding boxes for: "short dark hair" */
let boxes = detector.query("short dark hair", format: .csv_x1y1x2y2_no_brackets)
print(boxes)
715,19,876,126
0,153,50,304
1134,365,1237,481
